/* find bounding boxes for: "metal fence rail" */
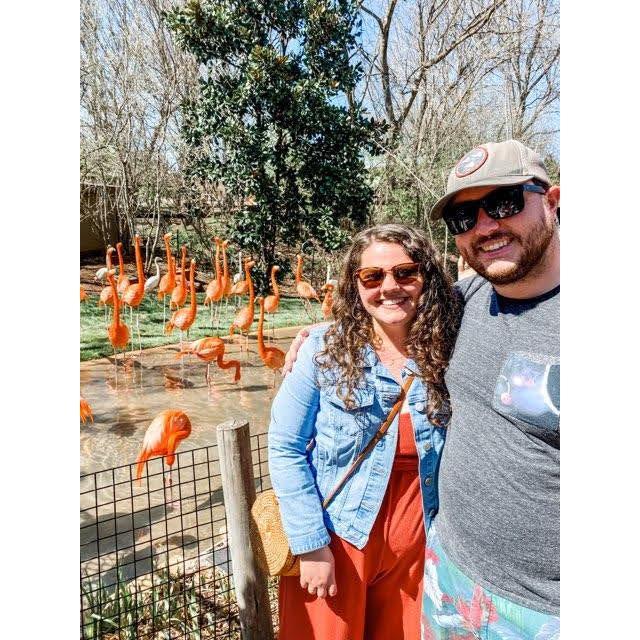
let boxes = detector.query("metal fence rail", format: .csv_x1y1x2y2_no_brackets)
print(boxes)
80,434,275,640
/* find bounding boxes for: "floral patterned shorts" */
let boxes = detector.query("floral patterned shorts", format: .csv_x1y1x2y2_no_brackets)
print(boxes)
421,524,560,640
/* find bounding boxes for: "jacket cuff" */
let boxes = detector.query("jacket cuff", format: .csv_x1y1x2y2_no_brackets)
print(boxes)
288,528,332,556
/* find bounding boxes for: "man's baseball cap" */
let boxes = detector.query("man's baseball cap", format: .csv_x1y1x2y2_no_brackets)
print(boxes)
430,139,550,221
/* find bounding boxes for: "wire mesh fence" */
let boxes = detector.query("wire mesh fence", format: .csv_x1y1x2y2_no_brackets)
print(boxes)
80,433,277,639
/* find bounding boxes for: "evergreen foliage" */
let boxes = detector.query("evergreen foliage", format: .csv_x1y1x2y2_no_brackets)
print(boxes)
165,0,384,291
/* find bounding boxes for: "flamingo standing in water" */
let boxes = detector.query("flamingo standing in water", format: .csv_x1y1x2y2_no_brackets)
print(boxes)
170,245,188,310
204,238,224,331
264,265,280,341
257,297,286,387
158,233,177,324
166,258,198,346
295,254,320,319
80,396,94,424
229,259,256,356
122,235,146,352
116,242,131,297
176,337,241,385
321,280,337,319
135,409,192,506
98,246,117,319
106,269,130,369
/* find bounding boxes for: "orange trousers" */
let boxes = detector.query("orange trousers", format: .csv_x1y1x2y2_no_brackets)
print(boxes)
278,413,425,640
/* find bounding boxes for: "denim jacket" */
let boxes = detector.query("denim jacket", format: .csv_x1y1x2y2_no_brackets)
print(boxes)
268,325,446,555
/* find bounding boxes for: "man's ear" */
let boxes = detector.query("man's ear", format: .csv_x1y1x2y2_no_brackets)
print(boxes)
545,185,560,213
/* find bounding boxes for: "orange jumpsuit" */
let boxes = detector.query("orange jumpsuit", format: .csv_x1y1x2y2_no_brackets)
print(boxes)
278,412,425,640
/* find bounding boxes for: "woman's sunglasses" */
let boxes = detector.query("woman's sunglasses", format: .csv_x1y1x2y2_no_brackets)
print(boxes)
355,262,422,289
443,184,547,235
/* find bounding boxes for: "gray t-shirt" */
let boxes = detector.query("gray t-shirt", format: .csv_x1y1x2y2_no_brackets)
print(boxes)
437,275,559,614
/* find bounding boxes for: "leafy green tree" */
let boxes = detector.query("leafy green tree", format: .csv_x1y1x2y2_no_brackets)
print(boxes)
165,0,383,291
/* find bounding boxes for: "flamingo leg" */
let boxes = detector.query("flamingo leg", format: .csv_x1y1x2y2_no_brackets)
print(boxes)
136,311,141,355
163,296,167,327
164,470,175,511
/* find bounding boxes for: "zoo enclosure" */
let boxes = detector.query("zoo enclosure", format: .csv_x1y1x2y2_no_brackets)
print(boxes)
80,430,276,640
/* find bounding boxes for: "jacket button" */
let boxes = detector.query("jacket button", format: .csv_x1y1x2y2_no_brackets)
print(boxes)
424,476,432,486
423,442,431,452
415,401,426,412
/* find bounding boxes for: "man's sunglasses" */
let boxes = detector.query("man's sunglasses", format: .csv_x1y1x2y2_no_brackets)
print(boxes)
443,184,547,235
355,262,422,289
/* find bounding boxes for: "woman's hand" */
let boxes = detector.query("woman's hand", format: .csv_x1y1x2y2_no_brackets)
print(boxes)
299,545,337,599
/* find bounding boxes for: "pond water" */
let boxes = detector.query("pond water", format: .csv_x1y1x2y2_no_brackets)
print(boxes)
80,328,300,476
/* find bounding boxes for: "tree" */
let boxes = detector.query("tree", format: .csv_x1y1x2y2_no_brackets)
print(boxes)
164,0,383,291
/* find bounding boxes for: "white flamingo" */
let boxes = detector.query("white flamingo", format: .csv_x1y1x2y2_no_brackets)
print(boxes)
95,266,109,282
144,257,162,294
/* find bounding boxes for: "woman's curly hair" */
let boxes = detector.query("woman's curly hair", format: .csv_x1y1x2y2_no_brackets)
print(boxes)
316,223,463,425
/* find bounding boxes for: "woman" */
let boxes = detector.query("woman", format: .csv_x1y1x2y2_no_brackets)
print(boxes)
268,224,462,640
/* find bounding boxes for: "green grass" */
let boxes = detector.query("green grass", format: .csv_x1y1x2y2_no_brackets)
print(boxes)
80,294,318,361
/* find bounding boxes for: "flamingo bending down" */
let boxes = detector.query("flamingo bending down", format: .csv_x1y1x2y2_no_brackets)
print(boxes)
204,238,224,330
257,297,286,387
165,259,198,345
144,257,161,295
116,242,131,297
229,259,256,355
170,245,188,310
80,285,88,303
106,269,130,370
80,396,94,424
122,235,146,352
321,280,337,320
295,254,320,319
135,410,192,505
176,337,241,384
94,267,109,283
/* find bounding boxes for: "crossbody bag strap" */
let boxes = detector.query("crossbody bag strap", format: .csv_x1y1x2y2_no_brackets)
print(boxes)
321,374,415,509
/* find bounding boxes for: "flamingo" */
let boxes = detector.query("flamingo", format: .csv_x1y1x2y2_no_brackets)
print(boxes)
106,269,130,369
170,245,188,310
295,253,320,319
94,267,109,283
80,396,94,424
122,235,146,352
220,239,232,325
321,280,337,320
158,233,177,324
166,258,198,345
80,285,88,303
144,257,162,295
204,238,224,330
116,242,131,297
229,250,249,299
176,337,241,385
135,409,192,506
98,246,117,315
257,297,286,387
229,259,256,356
264,264,281,341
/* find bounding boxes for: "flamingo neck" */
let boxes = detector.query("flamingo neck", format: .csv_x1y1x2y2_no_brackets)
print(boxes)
296,258,302,283
189,264,196,312
134,238,144,284
246,264,255,306
271,267,279,297
257,301,266,357
214,242,221,283
117,246,125,280
222,244,228,282
109,275,120,324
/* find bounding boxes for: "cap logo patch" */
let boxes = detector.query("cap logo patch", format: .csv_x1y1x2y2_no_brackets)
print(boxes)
455,146,488,178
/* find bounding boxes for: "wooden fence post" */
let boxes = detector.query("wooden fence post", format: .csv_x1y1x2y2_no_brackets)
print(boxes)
217,418,275,640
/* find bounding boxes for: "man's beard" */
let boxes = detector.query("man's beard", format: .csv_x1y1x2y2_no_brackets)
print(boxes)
461,215,555,286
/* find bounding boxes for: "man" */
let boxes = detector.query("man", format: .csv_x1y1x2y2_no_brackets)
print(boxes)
284,140,560,639
421,139,559,639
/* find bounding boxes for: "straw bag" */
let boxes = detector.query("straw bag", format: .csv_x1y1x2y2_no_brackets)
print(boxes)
250,375,415,577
